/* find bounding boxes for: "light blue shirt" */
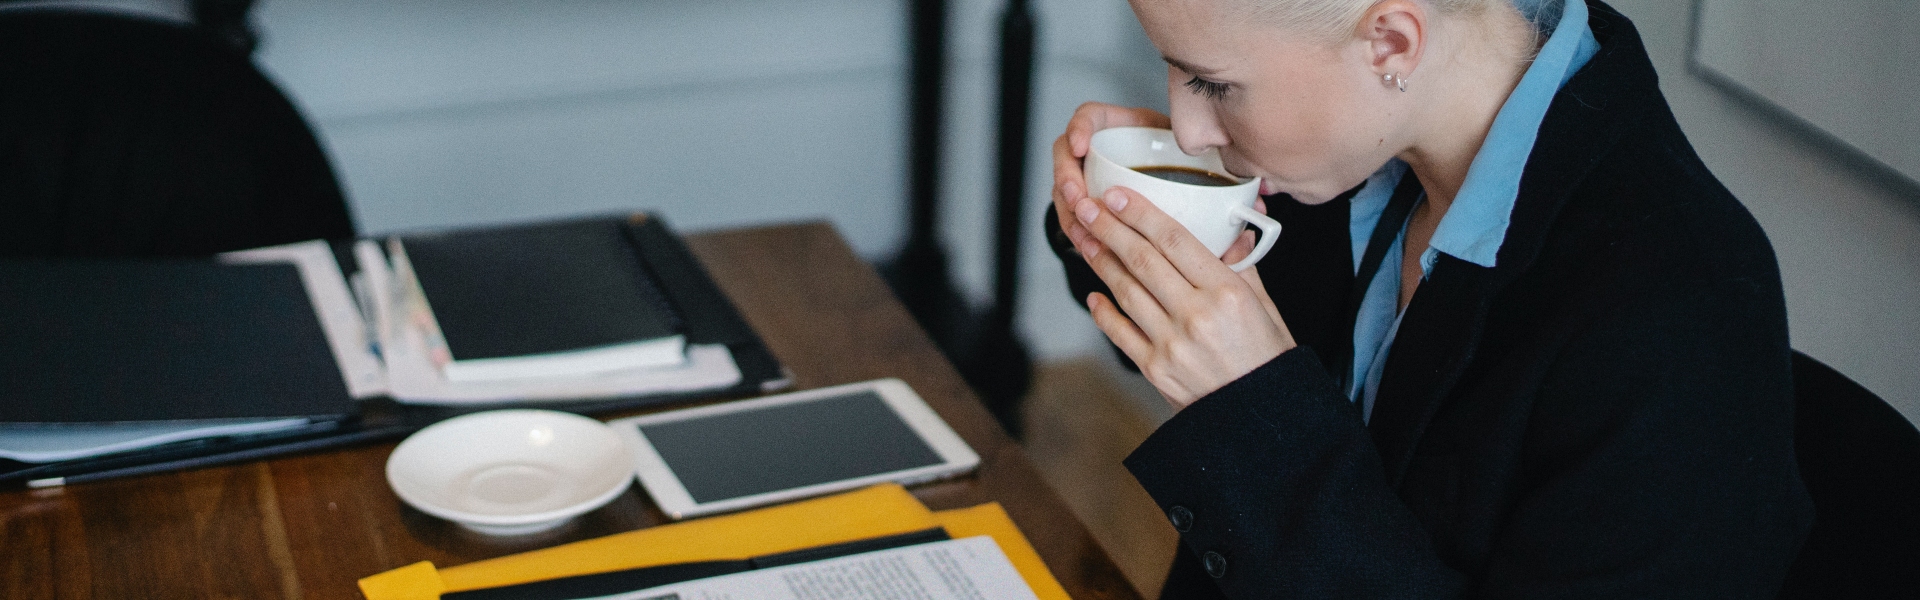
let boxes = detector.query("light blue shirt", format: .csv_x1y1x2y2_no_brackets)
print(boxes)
1344,0,1600,420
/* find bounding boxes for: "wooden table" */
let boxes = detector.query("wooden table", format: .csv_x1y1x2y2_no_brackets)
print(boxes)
0,223,1142,600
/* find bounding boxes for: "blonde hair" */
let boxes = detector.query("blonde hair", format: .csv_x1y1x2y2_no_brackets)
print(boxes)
1231,0,1562,45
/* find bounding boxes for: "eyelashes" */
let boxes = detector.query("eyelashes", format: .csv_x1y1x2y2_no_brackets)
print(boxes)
1183,76,1230,100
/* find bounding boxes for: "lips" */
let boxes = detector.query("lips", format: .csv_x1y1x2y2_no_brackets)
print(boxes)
1219,157,1272,195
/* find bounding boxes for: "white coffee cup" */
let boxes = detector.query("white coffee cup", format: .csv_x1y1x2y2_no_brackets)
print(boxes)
1084,127,1281,272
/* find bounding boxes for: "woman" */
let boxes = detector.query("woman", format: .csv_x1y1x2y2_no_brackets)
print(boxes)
1045,0,1812,597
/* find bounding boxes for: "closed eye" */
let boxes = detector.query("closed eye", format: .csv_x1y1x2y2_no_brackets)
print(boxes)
1183,76,1230,100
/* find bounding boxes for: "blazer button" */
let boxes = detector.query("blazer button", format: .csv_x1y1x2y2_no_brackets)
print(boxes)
1168,505,1194,533
1203,550,1228,579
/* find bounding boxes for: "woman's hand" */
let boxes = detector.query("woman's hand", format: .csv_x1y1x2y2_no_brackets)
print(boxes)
1053,102,1170,259
1072,185,1297,409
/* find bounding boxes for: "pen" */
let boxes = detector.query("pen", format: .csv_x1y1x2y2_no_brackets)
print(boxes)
20,424,417,489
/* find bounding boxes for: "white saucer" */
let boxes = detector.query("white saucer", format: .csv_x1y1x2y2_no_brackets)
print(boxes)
386,409,634,535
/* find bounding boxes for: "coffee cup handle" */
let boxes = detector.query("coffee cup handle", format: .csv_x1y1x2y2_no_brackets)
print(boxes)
1225,205,1282,272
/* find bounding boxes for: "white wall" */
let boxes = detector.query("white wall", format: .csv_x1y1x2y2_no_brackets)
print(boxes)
249,0,1164,362
253,0,910,252
1694,0,1920,183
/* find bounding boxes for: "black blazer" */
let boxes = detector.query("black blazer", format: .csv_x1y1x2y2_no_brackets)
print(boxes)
1046,2,1812,597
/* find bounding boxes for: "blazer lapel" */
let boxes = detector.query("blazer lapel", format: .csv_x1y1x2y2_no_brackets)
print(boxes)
1365,0,1649,485
1366,260,1502,486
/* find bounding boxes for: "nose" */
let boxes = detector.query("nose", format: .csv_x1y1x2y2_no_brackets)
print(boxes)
1165,68,1230,156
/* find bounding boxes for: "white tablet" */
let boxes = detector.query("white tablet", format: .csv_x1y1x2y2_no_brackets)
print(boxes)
609,378,979,520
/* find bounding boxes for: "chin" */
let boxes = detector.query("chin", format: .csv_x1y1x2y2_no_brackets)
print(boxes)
1261,180,1341,205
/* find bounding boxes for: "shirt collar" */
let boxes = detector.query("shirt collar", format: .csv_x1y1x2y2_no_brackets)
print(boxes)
1349,159,1410,274
1423,0,1600,271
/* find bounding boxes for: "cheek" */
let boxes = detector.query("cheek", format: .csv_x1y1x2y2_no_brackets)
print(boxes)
1219,94,1339,176
1219,78,1391,198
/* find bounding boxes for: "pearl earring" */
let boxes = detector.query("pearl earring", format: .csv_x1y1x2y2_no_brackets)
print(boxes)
1382,72,1409,93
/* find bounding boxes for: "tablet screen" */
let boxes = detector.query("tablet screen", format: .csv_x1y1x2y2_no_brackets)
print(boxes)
636,391,946,503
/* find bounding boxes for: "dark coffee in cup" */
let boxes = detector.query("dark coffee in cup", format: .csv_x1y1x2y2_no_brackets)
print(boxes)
1087,127,1278,271
1135,166,1237,187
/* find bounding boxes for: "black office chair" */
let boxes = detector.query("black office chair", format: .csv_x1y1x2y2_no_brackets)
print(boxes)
0,8,354,257
1778,351,1920,598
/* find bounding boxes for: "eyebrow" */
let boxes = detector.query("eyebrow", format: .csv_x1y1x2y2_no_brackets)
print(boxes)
1163,56,1220,76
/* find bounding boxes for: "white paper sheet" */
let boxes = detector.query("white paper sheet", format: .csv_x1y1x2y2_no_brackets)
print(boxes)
0,418,311,463
584,536,1039,600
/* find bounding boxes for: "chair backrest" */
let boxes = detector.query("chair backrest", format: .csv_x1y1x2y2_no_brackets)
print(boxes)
0,9,354,257
1778,351,1920,598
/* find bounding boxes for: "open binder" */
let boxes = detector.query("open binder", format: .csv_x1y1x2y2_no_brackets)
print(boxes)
1,213,789,482
260,213,789,407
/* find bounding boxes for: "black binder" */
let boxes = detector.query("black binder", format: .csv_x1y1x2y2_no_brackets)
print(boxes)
0,259,355,423
2,213,788,484
402,218,683,365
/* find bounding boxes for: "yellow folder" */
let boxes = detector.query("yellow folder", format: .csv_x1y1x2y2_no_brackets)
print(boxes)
358,484,1068,600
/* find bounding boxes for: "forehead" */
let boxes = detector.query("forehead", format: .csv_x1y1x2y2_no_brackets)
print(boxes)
1129,0,1231,42
1128,0,1259,70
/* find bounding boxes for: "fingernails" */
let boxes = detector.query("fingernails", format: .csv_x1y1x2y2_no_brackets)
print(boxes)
1061,180,1081,201
1103,189,1128,212
1066,223,1099,259
1074,198,1099,225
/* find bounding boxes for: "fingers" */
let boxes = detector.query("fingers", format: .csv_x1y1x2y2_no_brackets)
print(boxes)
1073,196,1177,338
1065,102,1172,158
1237,265,1290,345
1074,190,1201,310
1056,103,1171,260
1051,135,1095,256
1064,106,1098,159
1219,230,1258,266
1059,135,1090,246
1094,186,1239,290
1064,103,1112,158
1052,136,1082,207
1087,292,1153,364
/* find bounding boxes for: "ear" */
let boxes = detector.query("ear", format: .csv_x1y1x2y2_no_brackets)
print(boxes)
1358,0,1427,82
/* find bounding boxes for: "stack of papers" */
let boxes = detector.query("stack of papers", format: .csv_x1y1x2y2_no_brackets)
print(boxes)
359,484,1070,600
597,536,1037,600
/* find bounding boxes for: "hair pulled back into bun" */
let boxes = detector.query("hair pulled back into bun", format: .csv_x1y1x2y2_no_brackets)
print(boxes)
1226,0,1566,44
